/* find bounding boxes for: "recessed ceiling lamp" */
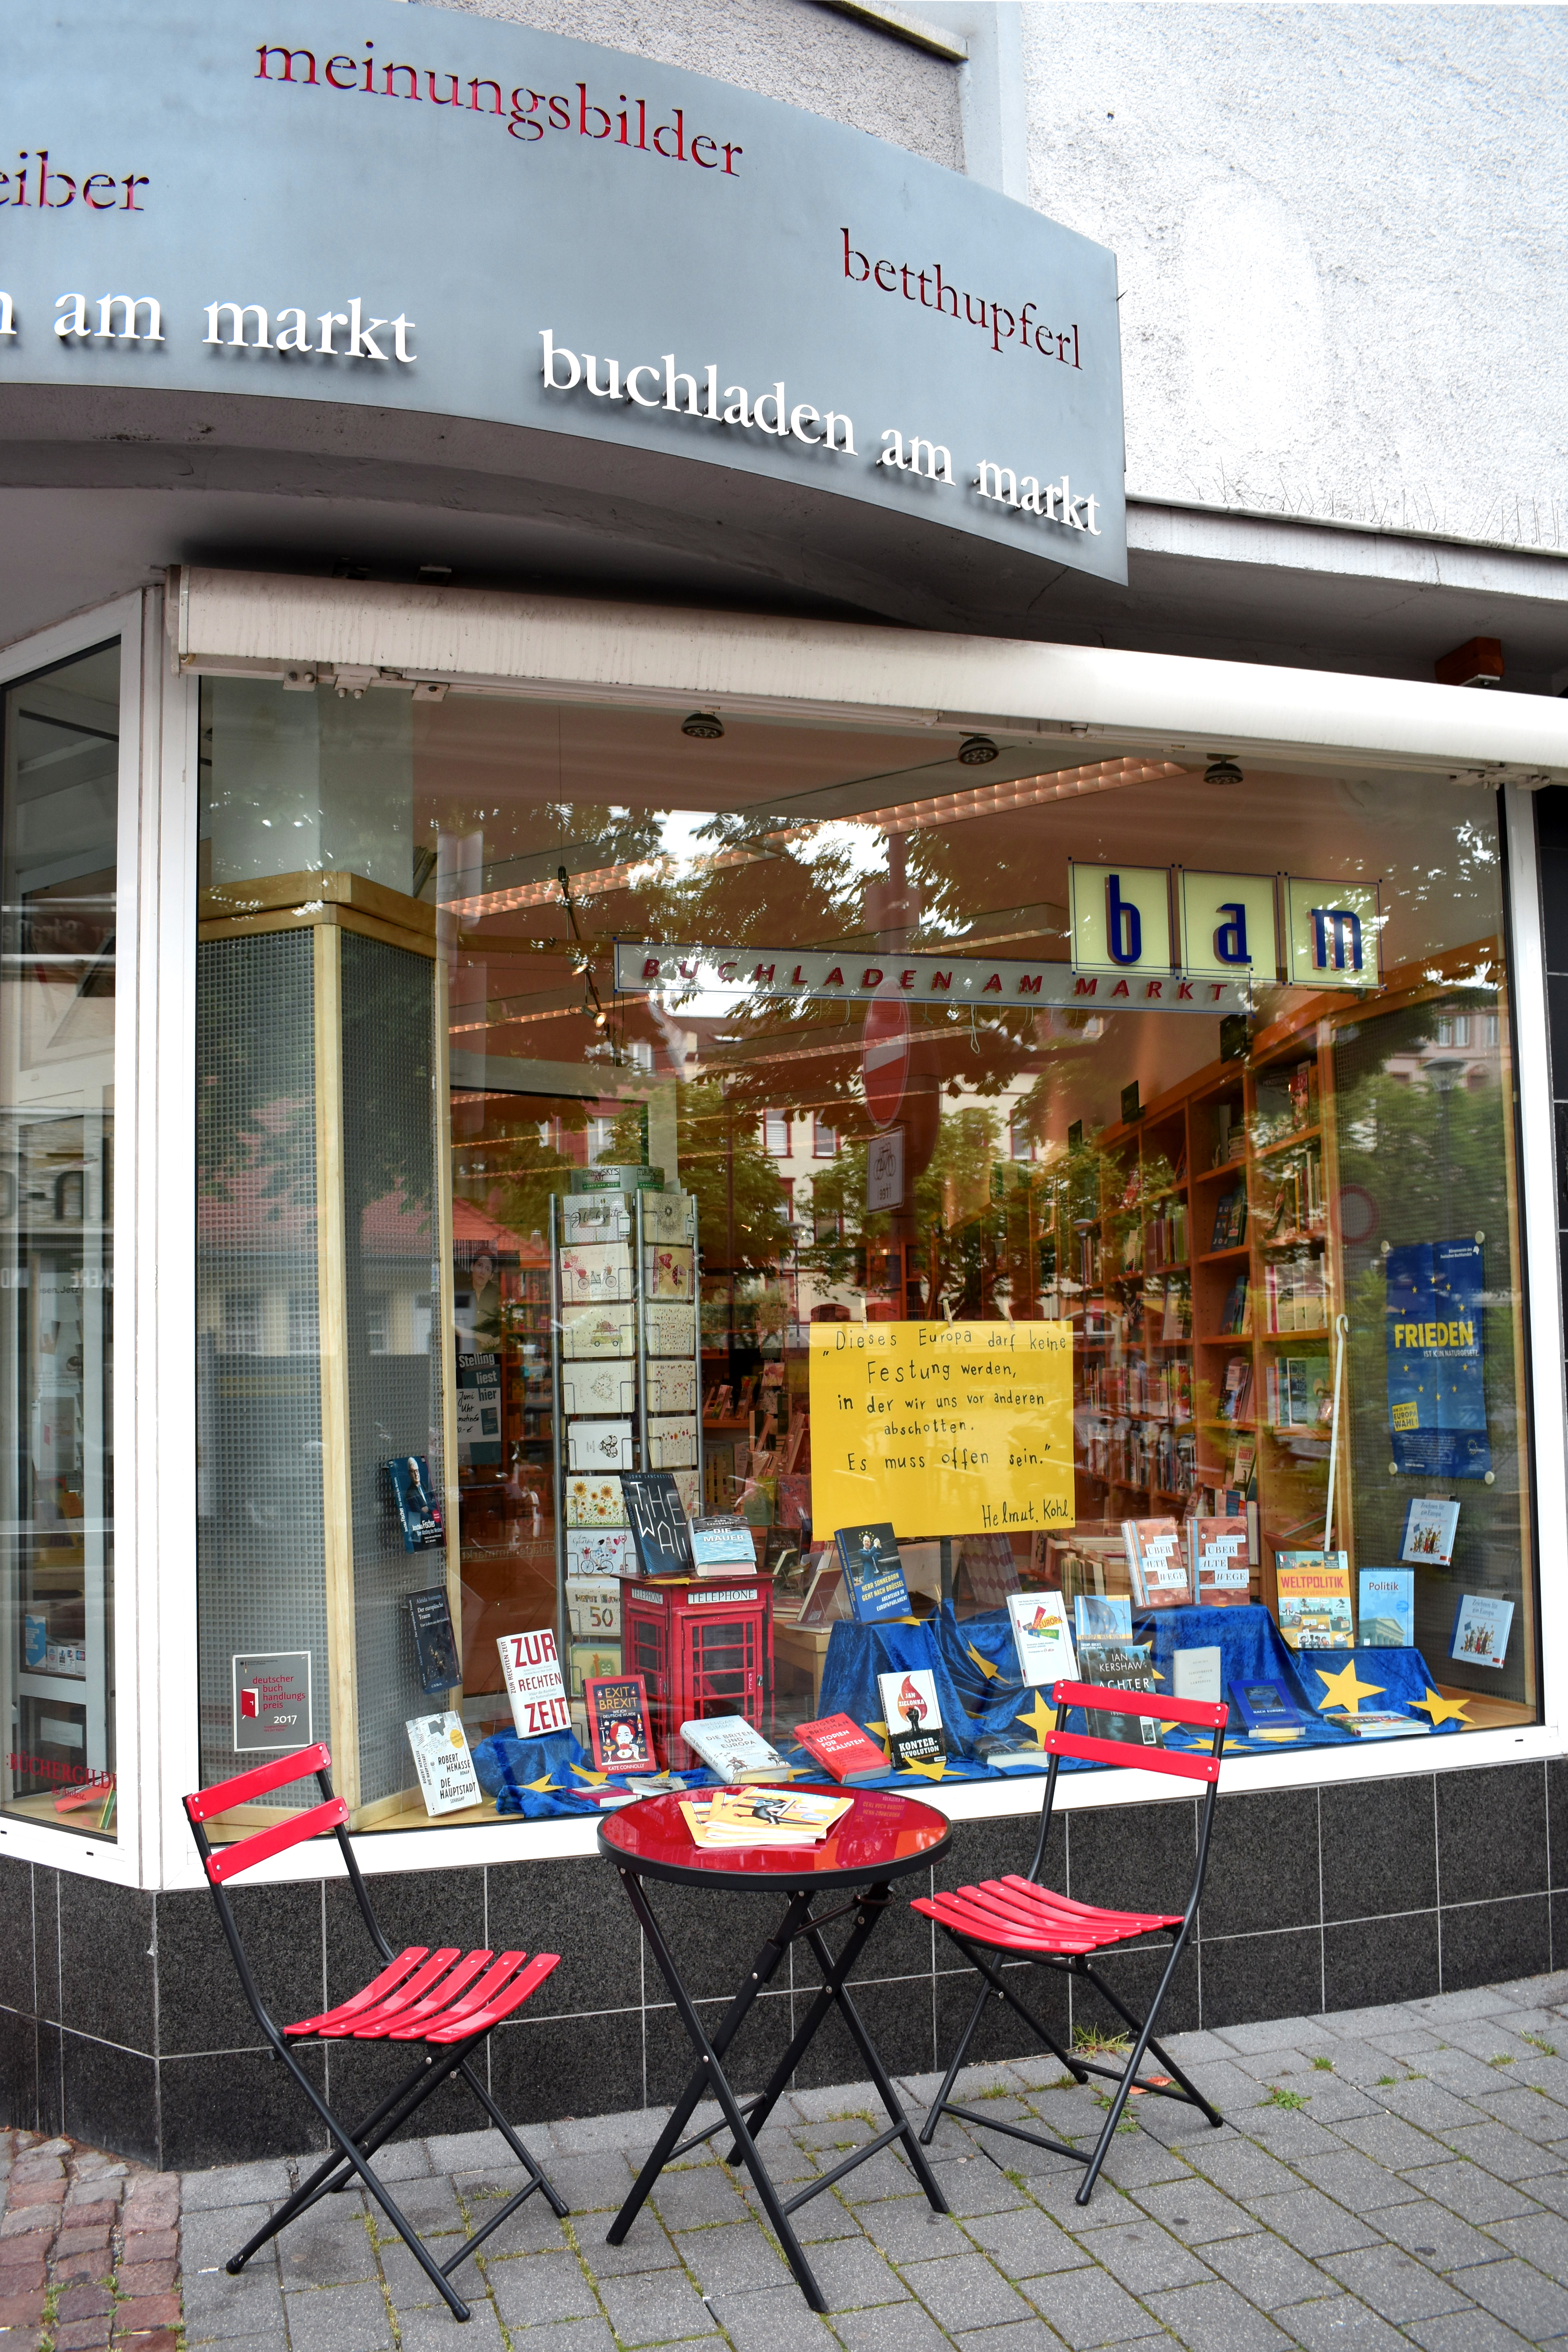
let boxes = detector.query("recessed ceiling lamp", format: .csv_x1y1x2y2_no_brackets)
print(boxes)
957,734,1000,765
682,710,725,740
1205,755,1244,785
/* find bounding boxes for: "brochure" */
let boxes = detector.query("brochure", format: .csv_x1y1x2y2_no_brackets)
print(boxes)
875,1667,947,1768
835,1523,911,1624
406,1711,483,1816
584,1674,657,1772
388,1454,444,1551
406,1586,459,1695
680,1787,851,1848
1402,1496,1461,1566
497,1628,572,1738
1006,1591,1078,1689
1358,1568,1414,1648
1451,1592,1514,1668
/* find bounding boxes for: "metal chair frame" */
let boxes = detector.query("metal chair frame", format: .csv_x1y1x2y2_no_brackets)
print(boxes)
915,1679,1229,2205
183,1741,569,2322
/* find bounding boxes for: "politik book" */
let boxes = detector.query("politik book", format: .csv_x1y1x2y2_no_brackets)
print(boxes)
679,1715,786,1782
1122,1517,1192,1608
1451,1592,1514,1669
584,1673,657,1772
1358,1568,1414,1648
497,1628,572,1737
836,1523,911,1624
1274,1551,1354,1650
876,1667,947,1768
793,1713,890,1784
1006,1591,1077,1689
1401,1497,1460,1567
1074,1639,1161,1749
405,1712,483,1816
1186,1515,1251,1606
619,1470,694,1579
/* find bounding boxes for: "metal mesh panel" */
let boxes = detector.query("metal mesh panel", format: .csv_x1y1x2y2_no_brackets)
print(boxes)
1332,991,1530,1703
196,929,325,1797
340,929,445,1807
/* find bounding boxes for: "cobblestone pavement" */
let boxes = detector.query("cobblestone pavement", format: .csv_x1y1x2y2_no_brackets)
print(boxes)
0,2130,179,2352
27,1971,1568,2352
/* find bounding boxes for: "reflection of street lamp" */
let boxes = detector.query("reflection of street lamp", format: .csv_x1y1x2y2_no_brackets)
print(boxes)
1427,1056,1464,1237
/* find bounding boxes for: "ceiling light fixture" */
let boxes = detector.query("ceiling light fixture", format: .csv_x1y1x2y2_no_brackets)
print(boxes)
958,734,999,765
1204,756,1244,786
682,710,725,740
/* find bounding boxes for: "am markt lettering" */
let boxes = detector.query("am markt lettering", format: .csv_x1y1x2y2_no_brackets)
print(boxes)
0,294,417,364
255,40,743,172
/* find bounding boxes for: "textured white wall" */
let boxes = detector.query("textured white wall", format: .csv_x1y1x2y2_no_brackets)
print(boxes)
1021,4,1568,553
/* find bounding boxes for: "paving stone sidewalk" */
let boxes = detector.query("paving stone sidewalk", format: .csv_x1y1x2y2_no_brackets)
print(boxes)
37,1969,1568,2352
0,2130,179,2352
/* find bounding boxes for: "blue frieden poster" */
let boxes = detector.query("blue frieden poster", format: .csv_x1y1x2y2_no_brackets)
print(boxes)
1385,1240,1491,1480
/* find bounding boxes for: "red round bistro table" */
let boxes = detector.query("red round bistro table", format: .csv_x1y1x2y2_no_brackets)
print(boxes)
599,1788,953,2311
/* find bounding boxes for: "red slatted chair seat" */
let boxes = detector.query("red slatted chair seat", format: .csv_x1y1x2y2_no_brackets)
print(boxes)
913,1876,1183,1956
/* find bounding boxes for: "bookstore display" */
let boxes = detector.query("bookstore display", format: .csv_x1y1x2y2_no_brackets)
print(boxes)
183,668,1543,1844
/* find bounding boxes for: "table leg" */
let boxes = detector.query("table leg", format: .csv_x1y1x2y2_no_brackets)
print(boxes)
609,1871,829,2309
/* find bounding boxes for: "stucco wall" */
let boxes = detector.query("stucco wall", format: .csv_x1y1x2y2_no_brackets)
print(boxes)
1021,4,1568,555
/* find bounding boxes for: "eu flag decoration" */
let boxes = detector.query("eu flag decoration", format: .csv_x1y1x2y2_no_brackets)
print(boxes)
1385,1239,1491,1479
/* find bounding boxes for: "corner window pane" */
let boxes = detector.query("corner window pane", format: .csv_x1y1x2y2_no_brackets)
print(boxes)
1,641,119,1836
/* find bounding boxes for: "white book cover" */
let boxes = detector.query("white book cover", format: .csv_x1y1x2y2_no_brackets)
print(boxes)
497,1628,571,1736
561,1303,636,1359
561,1364,637,1417
1402,1497,1460,1567
566,1527,633,1579
1006,1592,1078,1689
1171,1647,1222,1703
680,1715,784,1779
1451,1592,1514,1669
406,1712,483,1816
644,1360,697,1413
566,1418,635,1472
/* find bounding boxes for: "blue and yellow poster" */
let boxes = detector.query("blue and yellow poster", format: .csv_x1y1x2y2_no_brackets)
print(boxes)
1385,1239,1491,1480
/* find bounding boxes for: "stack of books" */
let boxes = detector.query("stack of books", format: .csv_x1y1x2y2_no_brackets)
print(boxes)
679,1787,853,1849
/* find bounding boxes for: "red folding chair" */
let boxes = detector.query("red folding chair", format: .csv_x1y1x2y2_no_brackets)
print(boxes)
184,1743,568,2321
913,1680,1227,2204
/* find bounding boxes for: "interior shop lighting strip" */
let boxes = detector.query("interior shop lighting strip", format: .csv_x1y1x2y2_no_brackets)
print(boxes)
442,755,1186,924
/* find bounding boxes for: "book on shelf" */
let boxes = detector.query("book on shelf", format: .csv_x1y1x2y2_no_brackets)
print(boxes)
1401,1496,1460,1566
1450,1592,1514,1668
793,1713,890,1783
1161,1278,1191,1341
1230,1437,1257,1489
876,1667,947,1768
835,1522,911,1624
1210,1187,1247,1251
679,1715,787,1782
1218,1353,1254,1423
1275,1550,1353,1649
1075,1639,1161,1748
1219,1271,1251,1336
1265,1355,1331,1430
1006,1590,1078,1687
1358,1567,1414,1647
1229,1678,1305,1739
1187,1514,1251,1604
1121,1516,1192,1607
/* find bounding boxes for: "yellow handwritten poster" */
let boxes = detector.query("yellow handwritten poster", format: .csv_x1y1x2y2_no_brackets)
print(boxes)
809,1321,1074,1541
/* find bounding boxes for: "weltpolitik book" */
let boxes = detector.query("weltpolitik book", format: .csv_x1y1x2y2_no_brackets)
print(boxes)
1358,1568,1414,1648
1074,1592,1133,1642
1275,1550,1354,1650
876,1667,946,1768
1075,1638,1161,1749
1402,1496,1460,1567
836,1523,911,1624
1006,1591,1078,1689
1451,1592,1515,1669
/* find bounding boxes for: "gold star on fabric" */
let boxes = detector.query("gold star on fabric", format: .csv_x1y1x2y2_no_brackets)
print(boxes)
1313,1658,1385,1715
866,1719,890,1744
898,1755,953,1782
966,1644,1002,1682
1410,1686,1471,1727
1013,1692,1057,1744
569,1761,610,1787
524,1771,561,1793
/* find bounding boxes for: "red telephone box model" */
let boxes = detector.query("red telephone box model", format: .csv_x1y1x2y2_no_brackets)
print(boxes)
621,1579,774,1770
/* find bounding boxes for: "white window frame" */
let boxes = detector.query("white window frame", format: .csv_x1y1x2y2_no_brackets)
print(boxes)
18,575,1568,1888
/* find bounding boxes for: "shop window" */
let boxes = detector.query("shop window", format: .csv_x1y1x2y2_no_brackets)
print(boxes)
1,640,120,1837
190,675,1541,1838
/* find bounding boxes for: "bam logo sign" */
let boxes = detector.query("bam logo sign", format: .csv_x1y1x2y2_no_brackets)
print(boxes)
1068,865,1383,994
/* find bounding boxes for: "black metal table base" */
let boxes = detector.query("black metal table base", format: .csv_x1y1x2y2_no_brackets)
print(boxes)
607,1870,950,2310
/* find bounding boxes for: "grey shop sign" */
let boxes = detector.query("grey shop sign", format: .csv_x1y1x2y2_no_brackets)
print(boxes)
2,0,1126,585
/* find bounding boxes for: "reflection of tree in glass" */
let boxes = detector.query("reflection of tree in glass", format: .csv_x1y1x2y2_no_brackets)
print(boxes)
599,1082,793,1276
800,1106,1005,1316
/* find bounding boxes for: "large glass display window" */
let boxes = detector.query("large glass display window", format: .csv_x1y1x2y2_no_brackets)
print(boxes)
194,677,1537,1833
